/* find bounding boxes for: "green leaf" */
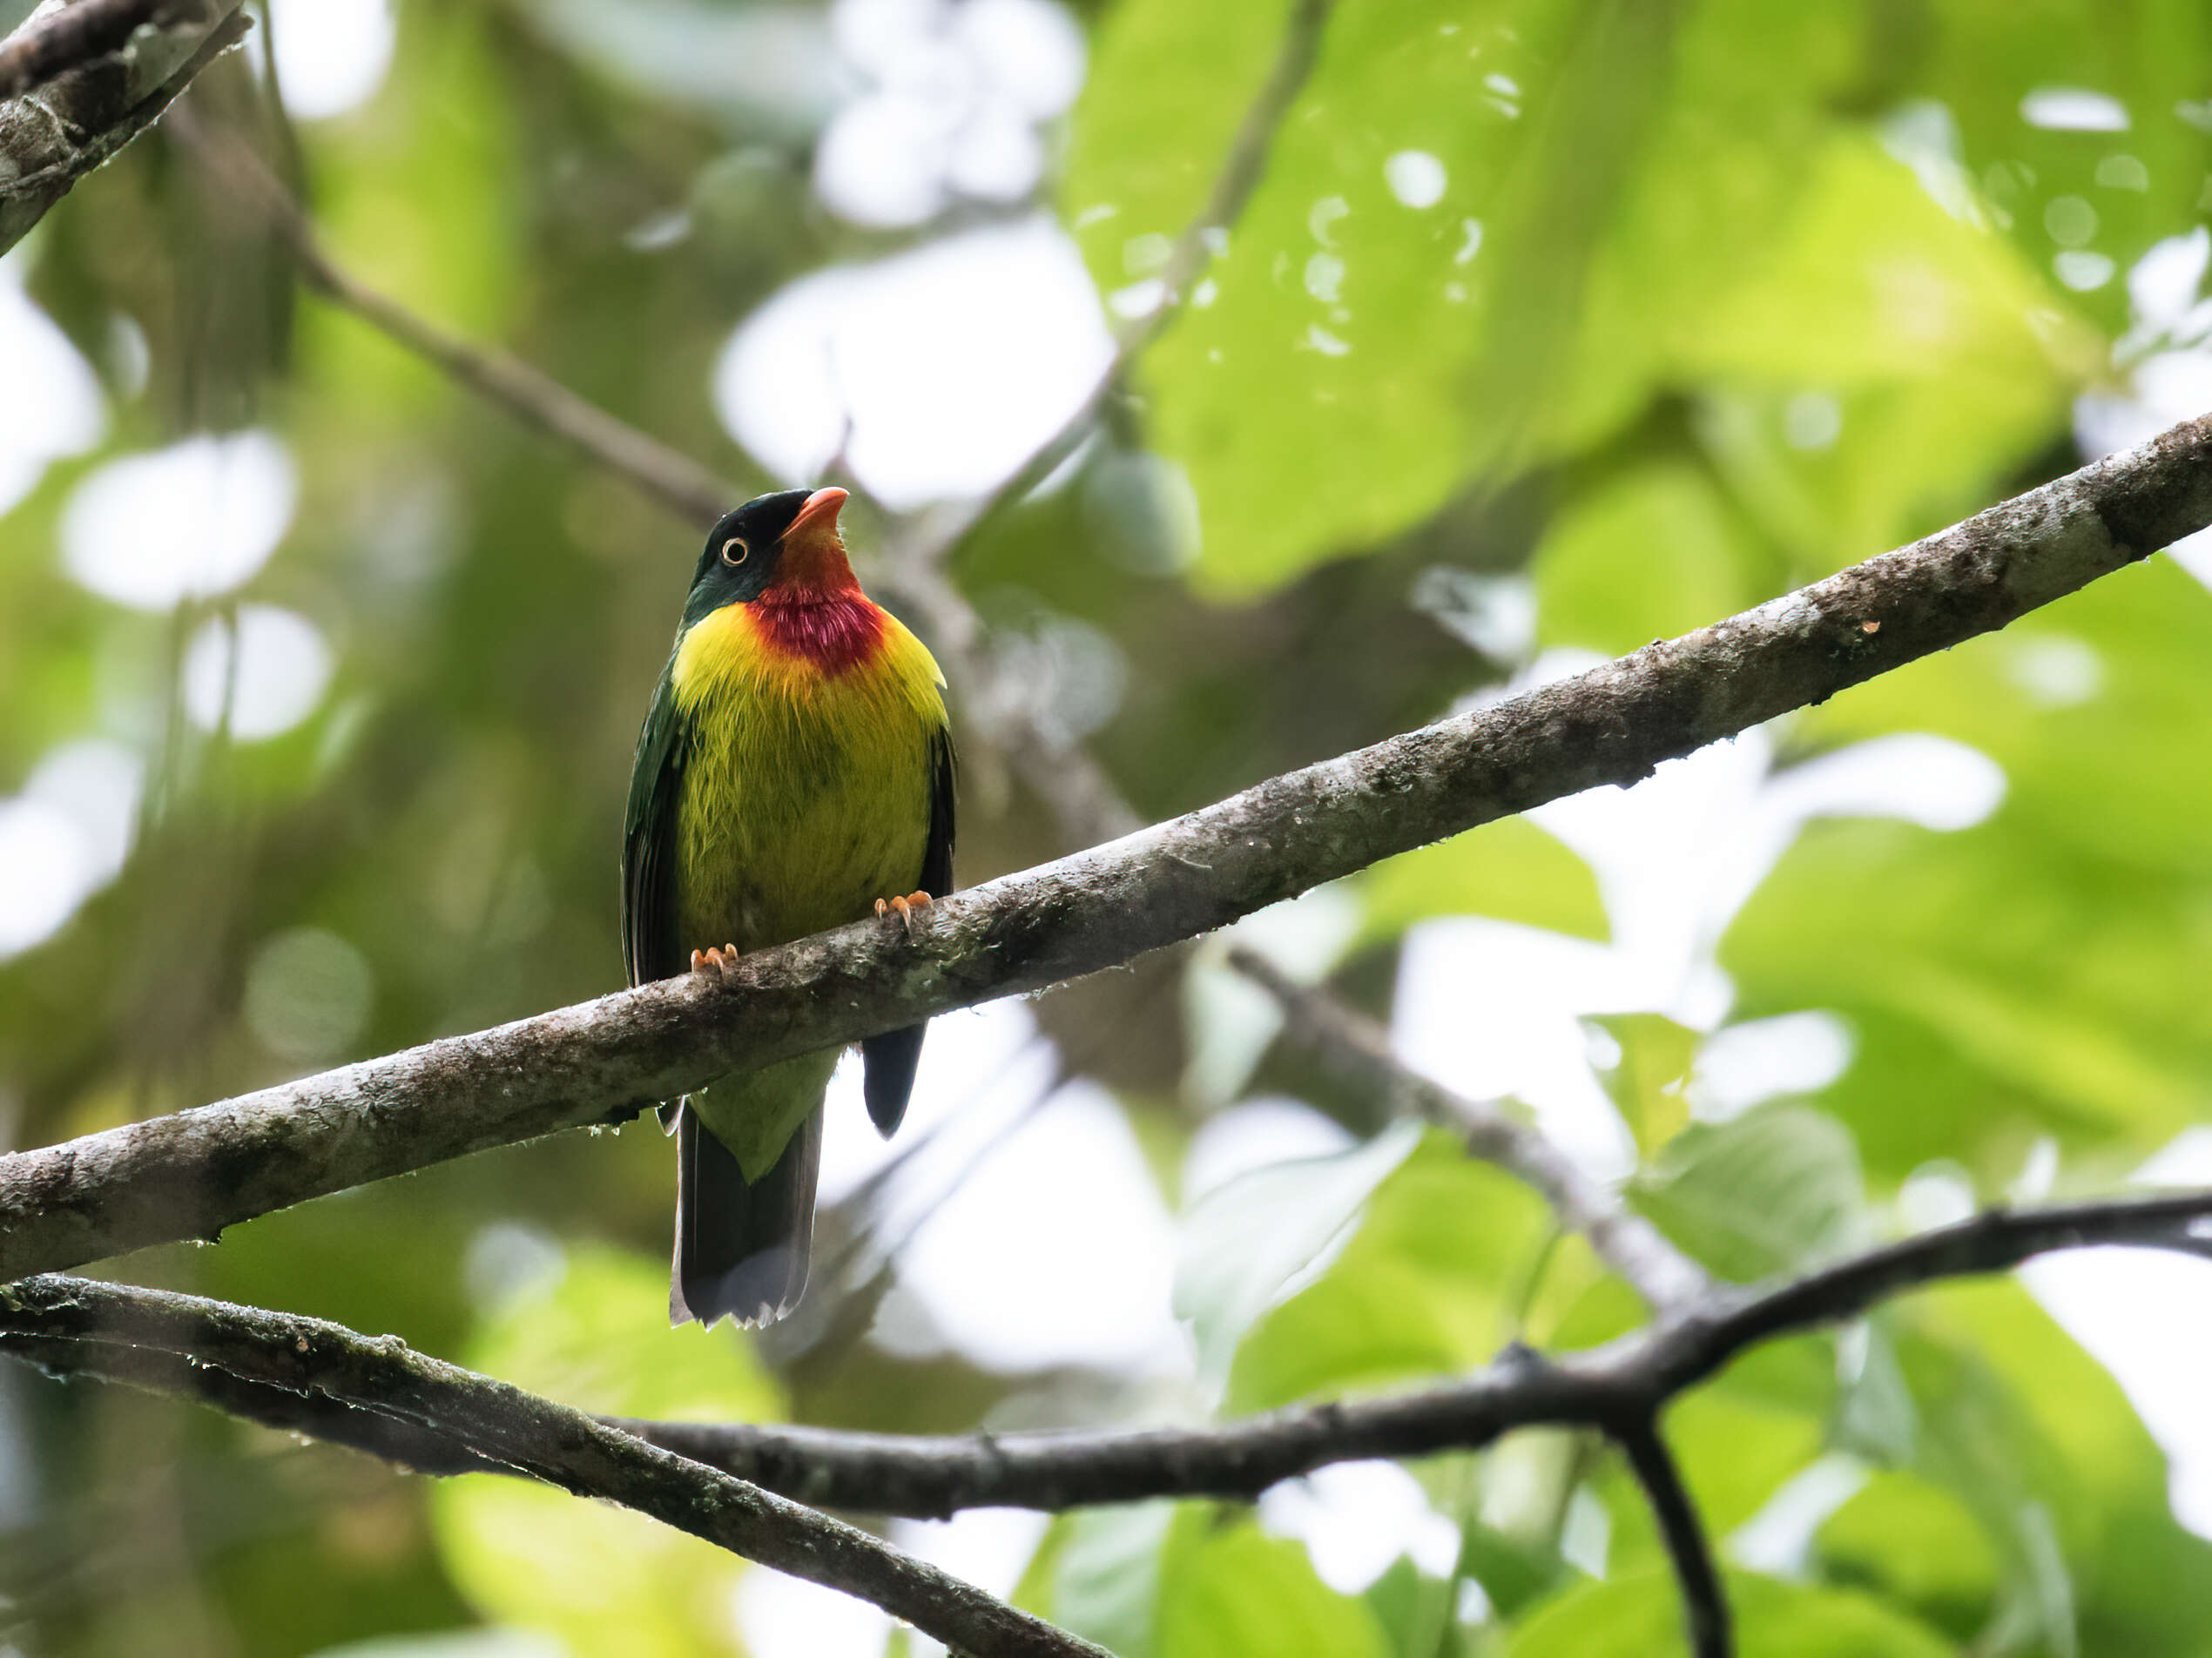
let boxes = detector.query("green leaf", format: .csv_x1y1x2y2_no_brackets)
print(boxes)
1888,1279,2212,1655
1533,463,1766,658
1588,1013,1699,1160
1361,1554,1460,1658
1906,0,2212,344
1504,1567,1955,1657
1358,817,1608,945
1157,1510,1391,1658
1225,1136,1552,1411
1063,0,1636,594
1458,1518,1569,1622
428,1248,783,1658
461,1244,783,1421
1675,133,2093,573
1723,563,2212,1179
1630,1104,1870,1281
1817,1470,2003,1642
1048,1502,1181,1658
1175,1116,1425,1385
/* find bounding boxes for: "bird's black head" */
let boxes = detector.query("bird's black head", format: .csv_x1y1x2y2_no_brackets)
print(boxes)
682,487,853,626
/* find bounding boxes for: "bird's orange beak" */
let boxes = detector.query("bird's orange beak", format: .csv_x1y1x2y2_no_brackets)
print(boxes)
774,486,855,592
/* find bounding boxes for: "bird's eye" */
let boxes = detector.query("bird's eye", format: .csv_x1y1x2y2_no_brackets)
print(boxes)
720,536,749,566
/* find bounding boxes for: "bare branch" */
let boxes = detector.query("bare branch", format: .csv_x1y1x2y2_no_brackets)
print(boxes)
0,0,247,254
618,1195,2212,1515
0,1276,1108,1658
12,1191,2212,1522
1620,1418,1730,1658
3,411,2209,1282
1228,947,1710,1310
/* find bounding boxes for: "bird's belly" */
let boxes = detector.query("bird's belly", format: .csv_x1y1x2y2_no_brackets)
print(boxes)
673,671,933,954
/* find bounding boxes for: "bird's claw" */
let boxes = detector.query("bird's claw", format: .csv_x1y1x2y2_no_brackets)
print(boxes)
873,890,934,937
688,943,742,980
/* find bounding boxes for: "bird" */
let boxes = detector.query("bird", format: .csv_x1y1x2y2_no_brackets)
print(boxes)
622,484,954,1327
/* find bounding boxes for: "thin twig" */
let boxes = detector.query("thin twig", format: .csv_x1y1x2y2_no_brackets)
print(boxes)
1226,948,1710,1311
871,0,1341,832
4,409,2211,1281
0,1277,1107,1658
889,0,1339,571
1619,1418,1730,1658
166,109,735,526
167,110,1143,847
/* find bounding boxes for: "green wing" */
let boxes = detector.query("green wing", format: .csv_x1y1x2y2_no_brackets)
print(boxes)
622,661,689,989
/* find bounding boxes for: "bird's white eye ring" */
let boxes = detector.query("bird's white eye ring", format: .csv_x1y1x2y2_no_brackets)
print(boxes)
720,536,749,566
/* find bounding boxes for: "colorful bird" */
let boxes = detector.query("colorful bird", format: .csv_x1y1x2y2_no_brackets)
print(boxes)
623,486,954,1327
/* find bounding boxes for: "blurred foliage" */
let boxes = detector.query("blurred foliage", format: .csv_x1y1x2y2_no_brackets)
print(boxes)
3,0,2212,1654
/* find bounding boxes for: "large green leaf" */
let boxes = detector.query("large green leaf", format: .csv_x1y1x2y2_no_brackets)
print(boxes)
1225,1133,1553,1412
1064,0,1645,593
1676,132,2094,575
1176,1116,1424,1385
1533,462,1767,657
1887,1279,2212,1656
428,1248,783,1658
1504,1567,1956,1656
1358,816,1608,946
1156,1510,1392,1658
1067,0,2090,596
1723,552,2212,1178
1630,1104,1871,1282
1042,1502,1181,1658
1909,0,2212,344
1817,1470,2004,1643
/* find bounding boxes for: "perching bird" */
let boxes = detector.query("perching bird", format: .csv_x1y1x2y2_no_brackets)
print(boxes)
622,485,954,1327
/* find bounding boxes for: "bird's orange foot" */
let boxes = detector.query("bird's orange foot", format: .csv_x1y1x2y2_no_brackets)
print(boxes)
873,891,934,936
688,943,741,980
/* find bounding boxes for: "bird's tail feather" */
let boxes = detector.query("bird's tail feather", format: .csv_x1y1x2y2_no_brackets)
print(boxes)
670,1102,821,1328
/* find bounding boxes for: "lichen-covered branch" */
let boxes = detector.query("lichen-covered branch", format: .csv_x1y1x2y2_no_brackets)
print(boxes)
10,1191,2210,1517
11,1193,2211,1658
3,411,2209,1284
0,0,247,254
1228,947,1710,1311
0,1277,1107,1658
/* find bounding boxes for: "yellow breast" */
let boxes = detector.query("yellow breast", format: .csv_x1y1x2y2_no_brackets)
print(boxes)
668,598,946,954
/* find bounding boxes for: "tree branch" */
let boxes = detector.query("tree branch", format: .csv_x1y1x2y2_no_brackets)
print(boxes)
1227,947,1711,1311
10,1191,2211,1519
167,107,736,527
3,411,2209,1281
0,0,190,98
0,1276,1108,1658
1619,1417,1729,1658
10,1194,2209,1655
0,0,246,255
